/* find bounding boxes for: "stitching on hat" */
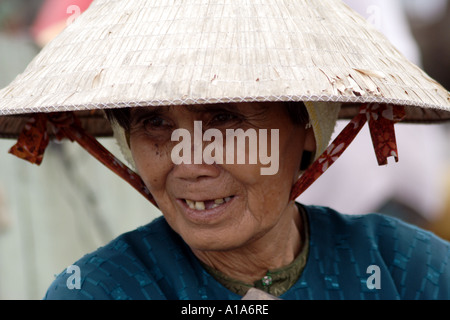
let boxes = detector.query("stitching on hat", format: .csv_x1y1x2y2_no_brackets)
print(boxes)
0,95,446,117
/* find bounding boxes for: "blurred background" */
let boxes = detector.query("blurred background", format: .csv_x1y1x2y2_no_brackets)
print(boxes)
0,0,449,299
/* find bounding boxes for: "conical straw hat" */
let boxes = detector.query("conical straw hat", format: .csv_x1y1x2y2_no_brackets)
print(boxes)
0,0,449,139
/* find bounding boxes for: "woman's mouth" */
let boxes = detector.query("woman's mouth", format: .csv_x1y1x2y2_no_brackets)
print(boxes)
183,196,234,211
177,195,237,223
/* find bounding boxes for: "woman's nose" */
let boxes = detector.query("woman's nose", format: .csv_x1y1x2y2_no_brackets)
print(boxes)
172,162,221,182
170,121,222,181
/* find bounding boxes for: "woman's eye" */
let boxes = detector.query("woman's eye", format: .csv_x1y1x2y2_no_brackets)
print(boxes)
210,113,240,125
143,117,170,130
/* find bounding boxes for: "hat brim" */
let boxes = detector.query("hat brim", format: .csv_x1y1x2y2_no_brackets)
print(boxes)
1,101,449,139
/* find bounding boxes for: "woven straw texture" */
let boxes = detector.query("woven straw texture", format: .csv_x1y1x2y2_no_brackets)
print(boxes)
0,0,449,137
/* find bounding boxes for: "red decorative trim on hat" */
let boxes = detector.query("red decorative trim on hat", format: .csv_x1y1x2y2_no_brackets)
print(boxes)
367,104,406,165
9,114,50,165
290,103,406,201
9,112,156,207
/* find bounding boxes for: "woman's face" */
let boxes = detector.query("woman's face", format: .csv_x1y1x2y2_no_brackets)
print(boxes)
129,102,315,251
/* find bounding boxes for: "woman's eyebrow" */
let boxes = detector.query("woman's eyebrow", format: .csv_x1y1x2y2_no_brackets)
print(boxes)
186,104,273,123
185,104,240,114
130,107,165,123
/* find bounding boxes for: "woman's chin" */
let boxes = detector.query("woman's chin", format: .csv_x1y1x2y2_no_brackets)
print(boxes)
179,226,252,253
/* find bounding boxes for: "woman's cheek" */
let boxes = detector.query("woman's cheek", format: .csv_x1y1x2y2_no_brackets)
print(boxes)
131,137,174,190
221,162,262,185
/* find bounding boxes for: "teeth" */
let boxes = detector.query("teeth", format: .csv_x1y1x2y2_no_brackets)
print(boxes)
195,201,205,210
186,199,195,209
185,197,233,210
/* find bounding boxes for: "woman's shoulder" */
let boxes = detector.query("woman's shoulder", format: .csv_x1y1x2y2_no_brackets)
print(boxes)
302,205,450,299
305,204,450,249
43,216,187,300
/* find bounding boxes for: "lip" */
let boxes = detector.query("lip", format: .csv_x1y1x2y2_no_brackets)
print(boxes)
176,196,236,224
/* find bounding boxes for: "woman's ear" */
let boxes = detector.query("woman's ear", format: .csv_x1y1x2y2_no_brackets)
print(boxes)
299,127,316,171
304,126,316,154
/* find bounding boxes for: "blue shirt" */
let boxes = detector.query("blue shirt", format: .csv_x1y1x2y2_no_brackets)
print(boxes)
44,205,450,300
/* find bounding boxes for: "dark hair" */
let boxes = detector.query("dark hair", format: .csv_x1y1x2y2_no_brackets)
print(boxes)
105,107,131,131
104,101,309,132
284,101,309,126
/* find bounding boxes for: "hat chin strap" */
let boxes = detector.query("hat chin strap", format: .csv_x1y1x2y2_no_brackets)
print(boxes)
290,103,406,201
8,112,157,206
8,103,405,208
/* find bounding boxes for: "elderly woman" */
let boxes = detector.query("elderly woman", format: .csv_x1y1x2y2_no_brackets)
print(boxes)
0,0,449,300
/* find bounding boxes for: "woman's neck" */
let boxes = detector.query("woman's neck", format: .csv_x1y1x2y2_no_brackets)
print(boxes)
191,203,303,284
